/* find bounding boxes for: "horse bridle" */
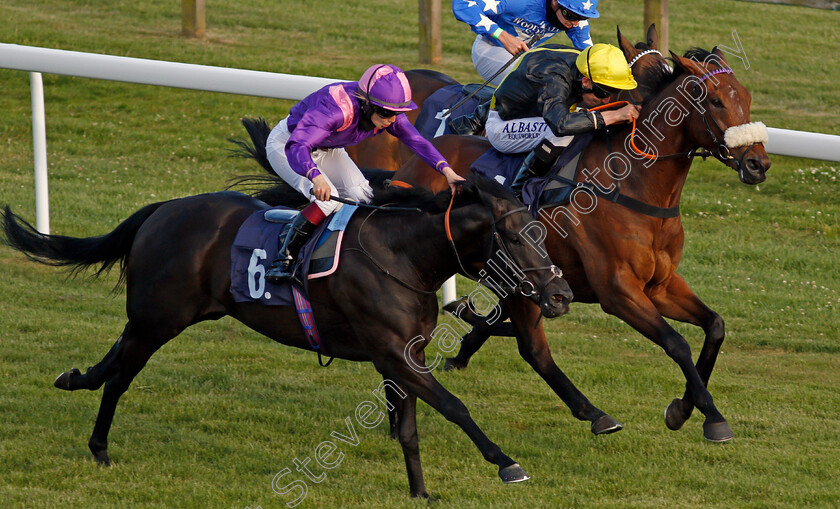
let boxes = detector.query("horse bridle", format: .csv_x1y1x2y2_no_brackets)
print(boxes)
627,49,663,69
616,66,764,167
688,68,764,173
444,193,563,298
348,192,562,298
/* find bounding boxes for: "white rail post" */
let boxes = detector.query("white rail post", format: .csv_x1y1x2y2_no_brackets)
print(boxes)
30,72,50,234
442,276,457,305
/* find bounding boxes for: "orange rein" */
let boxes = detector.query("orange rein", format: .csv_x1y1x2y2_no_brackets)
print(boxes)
589,101,657,160
388,179,414,189
408,102,653,242
445,191,455,241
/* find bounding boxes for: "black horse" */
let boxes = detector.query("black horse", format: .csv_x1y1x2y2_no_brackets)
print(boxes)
2,179,572,497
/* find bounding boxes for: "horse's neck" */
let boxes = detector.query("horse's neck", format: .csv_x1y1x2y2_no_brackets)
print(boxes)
614,81,697,209
375,213,460,291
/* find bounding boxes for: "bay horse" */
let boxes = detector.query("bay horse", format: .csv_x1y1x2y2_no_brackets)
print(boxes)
1,179,572,497
389,47,772,442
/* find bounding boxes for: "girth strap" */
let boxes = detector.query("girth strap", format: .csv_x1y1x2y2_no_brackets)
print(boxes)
547,173,680,219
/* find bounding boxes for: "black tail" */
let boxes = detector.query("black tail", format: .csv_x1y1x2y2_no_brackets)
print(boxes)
226,116,308,208
1,201,168,283
228,116,275,176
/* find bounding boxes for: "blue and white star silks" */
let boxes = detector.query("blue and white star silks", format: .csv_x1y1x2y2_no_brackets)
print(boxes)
475,14,496,32
452,0,593,50
482,0,501,13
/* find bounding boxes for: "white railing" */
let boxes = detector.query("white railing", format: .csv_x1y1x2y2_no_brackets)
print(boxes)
3,43,840,304
1,43,339,236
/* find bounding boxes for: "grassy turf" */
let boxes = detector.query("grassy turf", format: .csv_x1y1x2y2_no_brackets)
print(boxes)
1,0,839,507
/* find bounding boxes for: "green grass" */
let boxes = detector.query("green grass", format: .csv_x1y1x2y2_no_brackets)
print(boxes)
1,0,839,507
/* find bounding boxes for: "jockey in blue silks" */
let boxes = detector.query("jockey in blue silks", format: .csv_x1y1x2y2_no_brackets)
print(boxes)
453,0,600,87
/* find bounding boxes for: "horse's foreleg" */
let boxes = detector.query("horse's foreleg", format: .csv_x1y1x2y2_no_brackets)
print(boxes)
385,375,400,440
442,296,514,371
601,280,732,442
375,351,529,485
394,392,427,498
443,326,492,371
504,295,622,435
651,274,725,431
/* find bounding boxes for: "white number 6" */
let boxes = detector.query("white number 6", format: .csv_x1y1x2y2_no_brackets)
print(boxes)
247,248,267,299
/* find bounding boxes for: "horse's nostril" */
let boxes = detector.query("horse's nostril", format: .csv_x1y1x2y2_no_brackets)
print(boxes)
747,158,761,173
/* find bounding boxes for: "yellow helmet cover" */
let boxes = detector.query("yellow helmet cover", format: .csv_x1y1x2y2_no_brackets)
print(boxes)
576,43,638,90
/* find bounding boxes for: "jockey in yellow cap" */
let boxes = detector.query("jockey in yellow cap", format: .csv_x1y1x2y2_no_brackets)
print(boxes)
482,43,639,195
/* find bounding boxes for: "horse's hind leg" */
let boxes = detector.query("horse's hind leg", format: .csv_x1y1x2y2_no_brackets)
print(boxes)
54,328,128,392
651,274,725,432
84,322,170,465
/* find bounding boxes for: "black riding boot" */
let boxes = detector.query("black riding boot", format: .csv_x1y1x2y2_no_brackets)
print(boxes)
265,214,319,283
510,138,566,199
447,101,491,136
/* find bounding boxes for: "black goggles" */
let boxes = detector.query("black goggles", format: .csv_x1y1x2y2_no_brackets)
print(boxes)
582,84,616,99
372,105,399,118
560,7,587,22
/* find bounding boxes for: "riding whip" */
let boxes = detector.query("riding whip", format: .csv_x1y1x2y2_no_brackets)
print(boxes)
309,190,422,212
441,33,542,119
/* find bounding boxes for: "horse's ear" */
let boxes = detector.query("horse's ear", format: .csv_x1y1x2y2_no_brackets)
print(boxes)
646,23,658,50
711,47,730,68
670,51,703,77
616,25,635,59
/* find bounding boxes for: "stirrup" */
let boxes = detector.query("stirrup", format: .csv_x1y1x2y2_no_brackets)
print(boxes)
265,258,295,283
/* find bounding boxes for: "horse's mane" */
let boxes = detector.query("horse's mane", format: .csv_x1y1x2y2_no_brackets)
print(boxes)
369,174,515,214
635,46,722,105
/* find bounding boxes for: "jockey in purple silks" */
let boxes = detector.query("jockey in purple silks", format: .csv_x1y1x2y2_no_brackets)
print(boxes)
264,64,465,283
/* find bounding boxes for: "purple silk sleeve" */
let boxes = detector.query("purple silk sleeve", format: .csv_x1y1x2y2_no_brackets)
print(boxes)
386,115,448,173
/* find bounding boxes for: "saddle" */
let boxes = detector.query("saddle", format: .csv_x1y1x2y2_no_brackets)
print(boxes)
415,84,494,139
229,205,357,307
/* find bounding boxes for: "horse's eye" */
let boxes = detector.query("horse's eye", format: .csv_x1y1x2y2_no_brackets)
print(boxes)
711,98,724,108
510,235,521,245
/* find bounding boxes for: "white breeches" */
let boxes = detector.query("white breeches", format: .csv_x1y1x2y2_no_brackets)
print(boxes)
471,35,524,88
265,117,373,215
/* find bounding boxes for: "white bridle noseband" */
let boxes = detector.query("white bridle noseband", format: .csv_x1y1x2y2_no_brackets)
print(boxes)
723,121,769,149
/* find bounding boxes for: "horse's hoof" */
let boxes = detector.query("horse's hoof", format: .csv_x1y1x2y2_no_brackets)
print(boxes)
499,463,530,483
442,296,479,324
443,357,467,371
92,449,111,466
442,296,466,314
664,398,692,431
703,420,734,442
53,368,81,391
591,414,623,435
